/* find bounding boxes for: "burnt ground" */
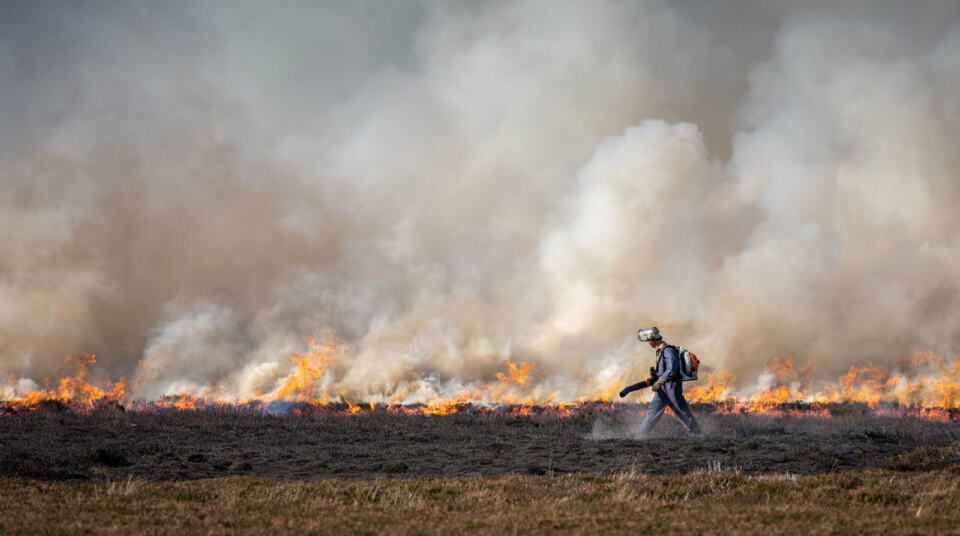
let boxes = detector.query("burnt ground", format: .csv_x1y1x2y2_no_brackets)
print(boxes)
1,405,958,482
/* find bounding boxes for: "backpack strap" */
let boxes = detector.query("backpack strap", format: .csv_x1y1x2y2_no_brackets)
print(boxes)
656,344,680,379
656,344,678,357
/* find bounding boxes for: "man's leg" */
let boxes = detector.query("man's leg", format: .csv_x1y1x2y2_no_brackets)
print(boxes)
662,382,702,435
638,390,668,435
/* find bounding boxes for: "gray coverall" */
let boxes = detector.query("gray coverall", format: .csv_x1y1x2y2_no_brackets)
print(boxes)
638,344,702,435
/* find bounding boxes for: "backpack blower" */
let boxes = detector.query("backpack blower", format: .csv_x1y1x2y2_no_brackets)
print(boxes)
619,327,699,398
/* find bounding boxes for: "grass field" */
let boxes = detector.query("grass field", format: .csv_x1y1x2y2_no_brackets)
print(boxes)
2,407,958,534
2,464,959,535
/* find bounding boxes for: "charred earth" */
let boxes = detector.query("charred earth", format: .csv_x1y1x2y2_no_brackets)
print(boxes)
2,403,958,482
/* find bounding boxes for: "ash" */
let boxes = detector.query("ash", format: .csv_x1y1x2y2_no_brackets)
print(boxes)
2,404,958,481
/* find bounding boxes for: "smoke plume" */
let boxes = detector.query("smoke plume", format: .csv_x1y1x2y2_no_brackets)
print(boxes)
2,0,959,402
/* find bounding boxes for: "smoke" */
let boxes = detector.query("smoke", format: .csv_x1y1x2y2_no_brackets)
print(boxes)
2,1,960,402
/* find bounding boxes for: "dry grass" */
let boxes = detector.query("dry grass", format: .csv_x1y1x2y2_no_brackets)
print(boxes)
3,406,959,534
2,464,960,535
3,409,958,535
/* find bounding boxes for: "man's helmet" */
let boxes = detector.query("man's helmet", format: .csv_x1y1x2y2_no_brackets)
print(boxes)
637,327,662,342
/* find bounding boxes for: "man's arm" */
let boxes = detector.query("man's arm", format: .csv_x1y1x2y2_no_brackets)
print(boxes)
658,346,680,382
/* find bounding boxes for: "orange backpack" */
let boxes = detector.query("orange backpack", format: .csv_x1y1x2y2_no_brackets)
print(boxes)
659,344,700,382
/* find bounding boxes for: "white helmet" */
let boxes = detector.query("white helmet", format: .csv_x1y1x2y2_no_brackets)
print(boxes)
637,327,662,342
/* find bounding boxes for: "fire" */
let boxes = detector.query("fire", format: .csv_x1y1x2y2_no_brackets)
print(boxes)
688,370,736,402
767,354,814,384
1,353,126,413
496,359,533,386
2,339,959,421
422,392,472,415
161,395,206,411
767,355,795,380
272,334,344,403
741,384,806,413
931,361,960,408
390,359,539,415
340,395,364,415
682,354,960,421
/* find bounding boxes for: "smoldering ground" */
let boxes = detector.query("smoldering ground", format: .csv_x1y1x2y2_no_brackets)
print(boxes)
2,406,958,482
2,1,960,404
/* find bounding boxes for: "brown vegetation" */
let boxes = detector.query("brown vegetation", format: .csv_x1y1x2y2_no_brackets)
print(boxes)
1,461,959,535
2,407,959,534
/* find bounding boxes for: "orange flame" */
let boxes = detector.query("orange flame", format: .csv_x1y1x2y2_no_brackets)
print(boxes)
496,359,533,386
2,341,959,421
273,334,344,403
688,370,736,402
2,353,126,413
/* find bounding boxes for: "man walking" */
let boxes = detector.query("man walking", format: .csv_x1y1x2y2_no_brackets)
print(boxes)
621,327,702,435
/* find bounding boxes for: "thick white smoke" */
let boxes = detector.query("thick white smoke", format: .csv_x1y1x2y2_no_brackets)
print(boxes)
1,1,959,402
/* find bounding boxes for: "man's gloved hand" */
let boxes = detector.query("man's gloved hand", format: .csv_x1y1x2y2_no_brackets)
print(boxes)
619,388,629,398
651,376,666,392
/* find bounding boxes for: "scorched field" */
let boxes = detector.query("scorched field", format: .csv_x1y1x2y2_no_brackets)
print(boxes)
1,403,959,534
